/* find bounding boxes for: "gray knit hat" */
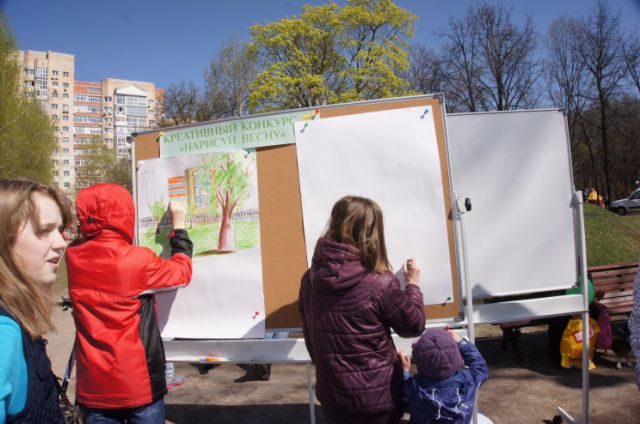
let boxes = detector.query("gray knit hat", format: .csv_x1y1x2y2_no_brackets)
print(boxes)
412,328,464,380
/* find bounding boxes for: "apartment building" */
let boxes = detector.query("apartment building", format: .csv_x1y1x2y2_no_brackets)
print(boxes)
18,50,75,194
73,79,163,189
18,50,164,194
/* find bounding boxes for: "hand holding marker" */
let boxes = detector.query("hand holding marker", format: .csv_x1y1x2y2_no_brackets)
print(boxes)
403,258,420,286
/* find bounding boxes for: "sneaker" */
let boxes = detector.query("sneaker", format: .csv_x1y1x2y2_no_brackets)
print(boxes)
166,374,185,390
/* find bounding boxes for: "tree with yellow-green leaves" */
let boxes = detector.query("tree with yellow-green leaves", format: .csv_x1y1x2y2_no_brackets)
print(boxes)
0,14,55,183
248,0,416,112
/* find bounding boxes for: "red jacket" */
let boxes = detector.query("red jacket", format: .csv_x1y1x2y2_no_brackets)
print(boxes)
299,238,425,422
66,183,193,409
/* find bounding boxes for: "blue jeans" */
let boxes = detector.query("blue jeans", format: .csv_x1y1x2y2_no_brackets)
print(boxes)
81,398,165,424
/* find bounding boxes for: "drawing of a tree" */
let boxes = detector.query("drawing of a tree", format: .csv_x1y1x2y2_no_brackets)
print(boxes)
148,196,166,225
198,151,253,251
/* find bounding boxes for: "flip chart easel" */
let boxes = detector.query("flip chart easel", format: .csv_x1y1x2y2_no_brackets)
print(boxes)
446,110,591,423
131,103,591,423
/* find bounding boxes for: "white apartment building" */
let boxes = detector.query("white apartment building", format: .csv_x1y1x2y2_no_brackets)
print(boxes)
18,50,75,194
18,50,164,194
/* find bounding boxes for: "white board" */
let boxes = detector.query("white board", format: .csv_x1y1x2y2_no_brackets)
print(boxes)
446,110,578,298
294,106,455,305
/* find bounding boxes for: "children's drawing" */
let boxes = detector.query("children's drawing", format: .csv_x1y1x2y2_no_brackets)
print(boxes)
138,151,259,257
137,150,265,339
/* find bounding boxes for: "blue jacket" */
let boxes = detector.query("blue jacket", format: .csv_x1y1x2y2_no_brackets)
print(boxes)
403,341,488,424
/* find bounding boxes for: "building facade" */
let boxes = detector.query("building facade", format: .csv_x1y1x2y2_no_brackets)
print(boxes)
74,79,163,189
18,50,163,194
18,50,75,193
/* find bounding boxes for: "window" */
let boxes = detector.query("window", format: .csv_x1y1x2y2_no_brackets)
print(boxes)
74,94,101,102
104,96,112,102
52,81,58,87
62,148,70,154
74,115,102,124
52,70,59,77
88,87,101,93
24,67,35,76
62,104,69,112
63,171,70,176
51,103,58,110
63,71,69,77
63,82,69,89
36,67,47,78
52,91,58,98
53,171,59,176
62,126,69,132
35,79,48,89
62,115,69,122
63,137,69,143
63,160,69,165
64,182,70,188
74,105,101,113
63,93,69,99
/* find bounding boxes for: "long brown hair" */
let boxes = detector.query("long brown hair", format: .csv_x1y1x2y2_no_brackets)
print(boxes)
0,179,72,338
323,195,390,273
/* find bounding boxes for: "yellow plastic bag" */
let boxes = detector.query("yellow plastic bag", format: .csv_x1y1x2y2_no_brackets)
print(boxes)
560,317,600,370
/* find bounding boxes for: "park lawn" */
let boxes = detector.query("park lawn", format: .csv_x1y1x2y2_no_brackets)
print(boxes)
583,204,640,266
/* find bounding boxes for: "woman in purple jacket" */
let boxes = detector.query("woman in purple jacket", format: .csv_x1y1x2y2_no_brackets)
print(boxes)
299,195,426,424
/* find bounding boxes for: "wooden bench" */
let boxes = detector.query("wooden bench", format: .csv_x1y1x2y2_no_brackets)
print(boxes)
589,261,638,319
495,261,638,364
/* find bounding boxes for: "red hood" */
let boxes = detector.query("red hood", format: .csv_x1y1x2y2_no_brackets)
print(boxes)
76,183,135,243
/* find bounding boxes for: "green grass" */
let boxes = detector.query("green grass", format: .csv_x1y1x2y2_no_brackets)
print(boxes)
584,204,640,266
139,221,260,256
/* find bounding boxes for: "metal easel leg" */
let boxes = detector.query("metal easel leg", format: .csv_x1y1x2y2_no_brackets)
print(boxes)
558,190,590,424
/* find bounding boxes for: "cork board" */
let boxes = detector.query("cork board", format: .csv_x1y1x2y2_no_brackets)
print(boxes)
132,95,460,330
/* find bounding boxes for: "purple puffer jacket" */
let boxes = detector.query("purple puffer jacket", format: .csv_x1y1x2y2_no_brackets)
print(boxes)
299,238,426,421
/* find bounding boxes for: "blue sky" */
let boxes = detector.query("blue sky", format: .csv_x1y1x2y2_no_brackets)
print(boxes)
2,0,639,90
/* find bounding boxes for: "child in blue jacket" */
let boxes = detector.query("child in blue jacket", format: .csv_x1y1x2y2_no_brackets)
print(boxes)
400,328,489,424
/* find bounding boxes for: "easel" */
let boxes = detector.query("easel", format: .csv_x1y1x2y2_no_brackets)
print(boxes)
453,190,591,424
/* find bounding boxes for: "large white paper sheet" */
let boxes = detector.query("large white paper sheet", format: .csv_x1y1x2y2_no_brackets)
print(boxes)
137,152,265,338
294,106,455,305
447,110,578,298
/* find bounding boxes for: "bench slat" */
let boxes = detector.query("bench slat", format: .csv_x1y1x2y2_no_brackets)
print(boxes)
588,261,639,271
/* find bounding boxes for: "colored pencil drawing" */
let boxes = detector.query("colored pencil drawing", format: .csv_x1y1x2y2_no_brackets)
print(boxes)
138,150,260,257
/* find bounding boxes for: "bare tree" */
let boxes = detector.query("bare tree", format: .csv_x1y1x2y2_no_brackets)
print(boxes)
472,4,539,110
162,80,200,126
201,38,258,119
573,0,628,201
623,35,640,95
437,13,485,112
404,45,452,106
437,4,539,112
545,17,588,147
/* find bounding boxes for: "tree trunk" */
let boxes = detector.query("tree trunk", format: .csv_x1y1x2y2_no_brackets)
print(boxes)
217,191,235,251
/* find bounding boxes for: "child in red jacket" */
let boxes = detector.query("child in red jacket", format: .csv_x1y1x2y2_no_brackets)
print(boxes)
66,183,193,423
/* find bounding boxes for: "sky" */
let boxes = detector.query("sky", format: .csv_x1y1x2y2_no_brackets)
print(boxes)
2,0,639,90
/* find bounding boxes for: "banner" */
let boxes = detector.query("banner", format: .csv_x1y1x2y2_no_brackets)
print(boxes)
160,110,315,157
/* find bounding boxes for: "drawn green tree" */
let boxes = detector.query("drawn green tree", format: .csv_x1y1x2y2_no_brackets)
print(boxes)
148,196,166,225
198,151,253,251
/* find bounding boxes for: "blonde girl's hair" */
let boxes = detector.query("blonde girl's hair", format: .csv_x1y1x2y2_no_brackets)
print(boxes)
0,179,72,339
323,195,391,273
